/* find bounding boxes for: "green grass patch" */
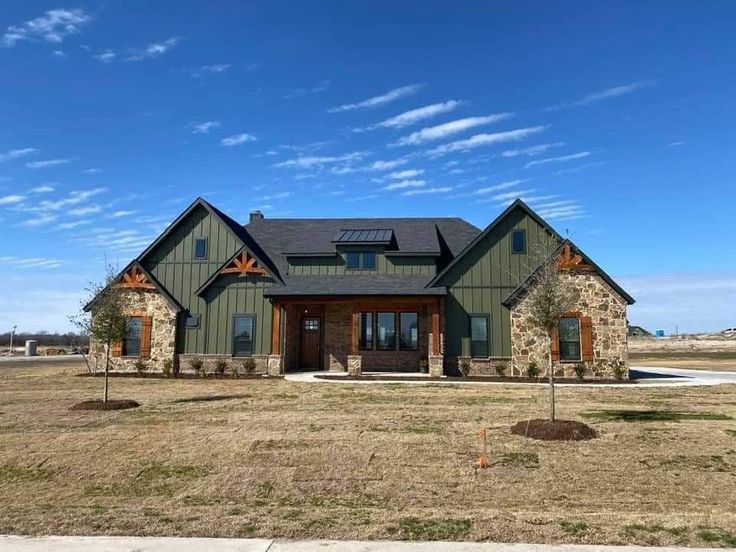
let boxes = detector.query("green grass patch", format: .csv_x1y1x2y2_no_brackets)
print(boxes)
138,463,208,481
581,409,732,422
560,520,588,536
623,523,688,537
725,429,736,437
397,516,472,540
0,465,54,482
496,452,539,469
403,425,443,434
697,528,736,547
661,455,732,472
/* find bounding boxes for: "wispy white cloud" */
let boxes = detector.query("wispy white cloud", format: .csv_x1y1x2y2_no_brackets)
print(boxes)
355,100,462,132
191,121,220,134
284,80,330,99
68,205,101,217
94,49,115,63
110,210,137,218
274,151,366,170
402,186,453,196
501,142,565,158
346,194,379,202
26,158,72,169
82,168,101,174
190,63,231,77
127,37,179,61
56,219,91,230
368,158,409,171
573,81,655,106
3,9,92,47
427,126,547,157
555,162,605,175
382,179,426,191
35,187,107,211
525,151,592,169
474,179,526,195
536,204,587,220
256,191,291,201
0,147,37,162
668,141,686,147
22,214,57,227
221,133,257,146
328,84,423,113
28,185,54,194
394,113,513,146
0,256,64,268
0,194,25,205
52,49,66,58
388,169,424,180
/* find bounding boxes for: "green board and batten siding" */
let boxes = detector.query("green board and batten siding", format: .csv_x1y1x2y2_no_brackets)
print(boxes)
436,208,553,358
288,247,436,276
141,204,272,355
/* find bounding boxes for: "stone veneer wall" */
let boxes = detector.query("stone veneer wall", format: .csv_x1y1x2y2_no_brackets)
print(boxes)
510,272,628,378
177,354,268,374
89,288,177,373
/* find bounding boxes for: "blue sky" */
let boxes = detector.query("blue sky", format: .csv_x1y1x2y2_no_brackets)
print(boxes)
1,1,735,334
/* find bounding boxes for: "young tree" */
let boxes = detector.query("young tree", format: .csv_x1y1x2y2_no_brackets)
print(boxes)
524,245,575,422
70,265,128,403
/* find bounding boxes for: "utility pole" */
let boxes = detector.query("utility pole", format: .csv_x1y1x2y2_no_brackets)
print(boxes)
9,325,16,356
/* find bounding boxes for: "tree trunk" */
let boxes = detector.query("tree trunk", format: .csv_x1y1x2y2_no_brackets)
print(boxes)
548,345,555,422
104,342,110,404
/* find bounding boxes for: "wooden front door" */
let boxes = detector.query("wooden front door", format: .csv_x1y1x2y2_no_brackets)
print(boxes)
299,317,322,370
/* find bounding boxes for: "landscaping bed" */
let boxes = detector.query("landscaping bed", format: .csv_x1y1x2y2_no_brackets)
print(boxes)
78,372,282,380
510,419,598,441
70,399,140,411
315,374,635,384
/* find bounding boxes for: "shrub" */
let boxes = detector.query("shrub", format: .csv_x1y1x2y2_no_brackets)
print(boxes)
133,359,148,374
214,359,228,376
495,362,507,377
242,358,257,376
526,361,540,378
418,358,428,373
230,364,239,378
458,358,471,378
573,362,586,380
189,356,205,377
612,360,626,380
162,359,173,378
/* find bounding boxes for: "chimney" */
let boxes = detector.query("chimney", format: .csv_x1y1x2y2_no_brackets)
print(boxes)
249,210,264,223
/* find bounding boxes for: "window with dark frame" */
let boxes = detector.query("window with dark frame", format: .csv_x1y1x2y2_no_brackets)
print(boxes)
123,316,142,357
362,251,376,269
194,237,208,259
376,312,396,350
558,317,581,361
185,314,199,328
469,315,489,358
346,251,360,269
511,229,526,254
399,312,418,350
345,251,377,270
233,315,254,357
359,312,373,350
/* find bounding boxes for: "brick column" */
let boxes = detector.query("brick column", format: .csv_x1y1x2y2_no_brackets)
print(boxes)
429,300,444,376
348,309,361,375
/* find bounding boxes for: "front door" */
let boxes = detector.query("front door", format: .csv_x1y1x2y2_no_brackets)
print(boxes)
299,317,322,370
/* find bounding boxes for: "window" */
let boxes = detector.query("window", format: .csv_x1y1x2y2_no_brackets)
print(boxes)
399,312,418,350
345,251,377,270
512,229,526,254
362,252,376,269
123,317,142,357
194,238,208,259
377,312,396,350
558,317,581,361
185,315,199,328
346,252,360,269
470,315,489,358
359,312,373,350
233,315,255,357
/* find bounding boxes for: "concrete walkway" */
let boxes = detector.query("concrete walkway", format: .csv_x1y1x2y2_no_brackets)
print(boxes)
284,367,736,388
0,536,725,552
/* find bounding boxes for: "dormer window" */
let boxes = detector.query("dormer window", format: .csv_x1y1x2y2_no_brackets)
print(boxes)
346,251,376,270
194,238,208,260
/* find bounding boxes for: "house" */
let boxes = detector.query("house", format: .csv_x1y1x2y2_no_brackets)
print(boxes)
88,197,634,378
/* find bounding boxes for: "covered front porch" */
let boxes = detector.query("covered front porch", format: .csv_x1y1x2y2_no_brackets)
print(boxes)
268,296,444,375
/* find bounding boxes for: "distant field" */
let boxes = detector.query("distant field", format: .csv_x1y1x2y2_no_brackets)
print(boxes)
1,359,735,547
629,336,736,371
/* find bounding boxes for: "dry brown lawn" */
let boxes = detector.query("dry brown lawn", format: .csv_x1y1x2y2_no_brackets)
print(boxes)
630,336,736,371
1,359,736,547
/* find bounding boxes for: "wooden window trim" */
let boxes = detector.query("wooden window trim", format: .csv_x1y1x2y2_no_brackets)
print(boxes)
122,315,143,358
558,315,582,363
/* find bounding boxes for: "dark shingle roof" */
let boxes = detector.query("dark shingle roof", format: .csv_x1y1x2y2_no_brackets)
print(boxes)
244,217,480,277
264,275,446,297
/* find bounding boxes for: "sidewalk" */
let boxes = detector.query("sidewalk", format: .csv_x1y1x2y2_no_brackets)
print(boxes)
0,536,725,552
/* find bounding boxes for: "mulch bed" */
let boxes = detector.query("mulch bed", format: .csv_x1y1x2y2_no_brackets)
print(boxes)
78,372,281,380
510,419,598,441
315,374,634,384
70,399,140,411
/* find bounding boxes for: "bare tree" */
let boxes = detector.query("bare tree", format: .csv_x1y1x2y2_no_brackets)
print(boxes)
523,244,575,422
69,265,128,403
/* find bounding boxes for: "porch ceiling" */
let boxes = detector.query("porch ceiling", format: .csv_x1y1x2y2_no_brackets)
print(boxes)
264,275,446,297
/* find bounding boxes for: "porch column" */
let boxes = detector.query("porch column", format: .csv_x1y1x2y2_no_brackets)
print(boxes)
429,299,444,377
347,308,362,376
267,302,283,375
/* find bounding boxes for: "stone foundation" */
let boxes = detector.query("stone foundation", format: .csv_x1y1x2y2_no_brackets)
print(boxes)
89,288,176,373
267,354,283,376
177,354,268,375
428,355,444,377
510,273,628,379
347,355,362,376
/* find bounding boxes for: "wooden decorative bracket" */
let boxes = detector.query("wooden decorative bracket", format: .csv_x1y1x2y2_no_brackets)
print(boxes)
117,265,155,290
557,243,594,272
221,250,266,276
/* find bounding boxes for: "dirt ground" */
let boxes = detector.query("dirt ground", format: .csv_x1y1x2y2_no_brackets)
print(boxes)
1,359,736,547
630,335,736,371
